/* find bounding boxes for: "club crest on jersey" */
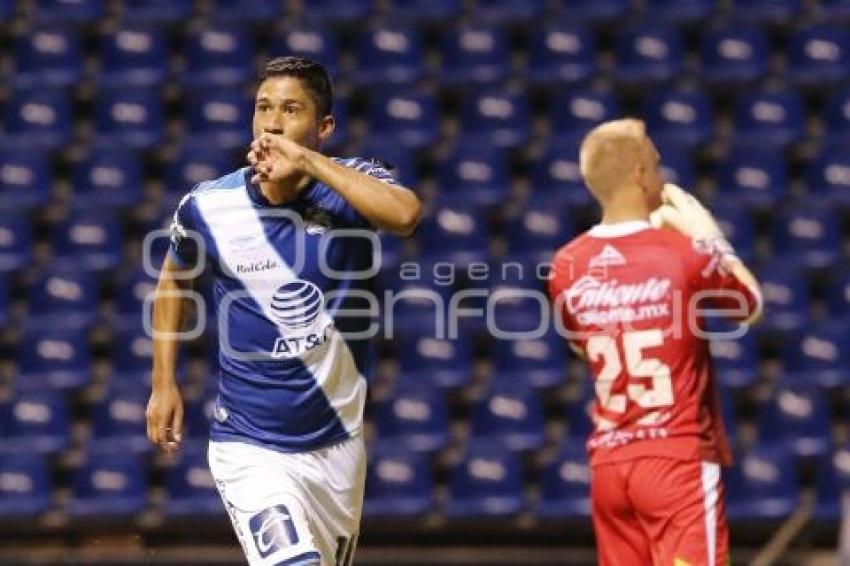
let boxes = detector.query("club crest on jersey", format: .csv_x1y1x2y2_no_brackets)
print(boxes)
589,244,627,269
302,207,333,235
269,279,333,358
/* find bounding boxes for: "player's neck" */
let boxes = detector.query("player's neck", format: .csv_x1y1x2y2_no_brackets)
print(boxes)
600,208,651,225
259,174,313,205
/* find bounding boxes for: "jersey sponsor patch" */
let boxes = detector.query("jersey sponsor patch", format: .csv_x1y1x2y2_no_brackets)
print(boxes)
249,505,300,558
589,244,627,269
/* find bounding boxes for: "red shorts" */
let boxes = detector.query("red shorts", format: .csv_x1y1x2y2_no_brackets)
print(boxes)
591,457,728,566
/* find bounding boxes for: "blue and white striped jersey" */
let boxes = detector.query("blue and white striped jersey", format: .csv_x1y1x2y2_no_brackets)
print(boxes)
169,157,396,452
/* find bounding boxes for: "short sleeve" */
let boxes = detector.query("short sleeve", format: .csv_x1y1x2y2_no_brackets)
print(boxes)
687,237,762,323
326,157,402,229
169,192,200,268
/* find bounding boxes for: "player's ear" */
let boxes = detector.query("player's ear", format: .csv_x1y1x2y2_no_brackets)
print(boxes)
318,115,335,143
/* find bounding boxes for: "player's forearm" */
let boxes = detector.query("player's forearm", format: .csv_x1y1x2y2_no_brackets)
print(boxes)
301,149,422,236
151,259,192,387
727,260,764,325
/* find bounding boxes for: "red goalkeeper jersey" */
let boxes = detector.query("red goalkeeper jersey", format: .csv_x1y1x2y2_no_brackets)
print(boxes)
549,220,762,467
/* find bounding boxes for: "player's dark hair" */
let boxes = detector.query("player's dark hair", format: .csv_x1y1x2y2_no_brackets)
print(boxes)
259,56,333,118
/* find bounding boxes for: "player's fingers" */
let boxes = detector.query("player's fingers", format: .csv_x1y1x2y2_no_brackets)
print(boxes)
650,204,687,231
170,403,184,443
661,183,692,209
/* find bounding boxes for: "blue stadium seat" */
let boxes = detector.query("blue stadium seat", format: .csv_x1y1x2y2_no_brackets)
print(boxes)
659,147,696,190
787,26,850,86
209,0,282,22
367,90,439,150
536,442,591,518
67,453,147,517
807,143,850,206
556,0,630,24
0,150,51,210
35,0,105,23
644,90,714,149
364,440,434,518
549,90,621,142
473,0,544,23
1,89,72,151
717,150,787,208
0,0,13,19
376,231,405,271
526,25,596,86
756,260,810,332
372,382,449,452
531,139,592,207
459,89,531,149
613,26,683,86
492,331,569,390
489,287,550,338
445,440,524,517
0,215,32,273
111,325,155,388
564,377,595,440
13,25,82,88
16,329,91,390
324,93,350,153
829,269,850,319
94,90,165,149
97,25,168,88
120,0,193,25
783,320,850,389
417,201,490,264
757,382,832,457
436,144,509,208
165,147,234,207
772,201,841,269
0,277,8,328
186,91,253,150
700,27,769,87
645,0,714,24
386,0,461,23
504,201,575,262
89,386,151,453
709,332,759,389
813,452,842,519
182,393,215,440
182,25,255,88
470,382,546,452
0,453,51,518
27,267,98,332
823,88,850,144
438,24,510,86
381,271,453,336
818,0,850,19
0,390,70,454
113,267,156,329
730,0,802,25
710,201,756,262
731,91,805,148
269,28,341,79
163,446,223,517
301,0,375,25
353,26,424,86
725,445,798,520
51,211,123,272
397,334,473,389
835,444,850,493
71,151,143,209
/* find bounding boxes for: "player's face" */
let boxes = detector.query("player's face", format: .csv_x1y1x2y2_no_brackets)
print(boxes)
252,76,334,150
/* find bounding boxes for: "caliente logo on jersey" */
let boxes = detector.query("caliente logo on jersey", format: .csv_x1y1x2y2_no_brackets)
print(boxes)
269,279,333,359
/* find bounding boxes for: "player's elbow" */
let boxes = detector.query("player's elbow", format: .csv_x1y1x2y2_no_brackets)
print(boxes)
391,196,423,237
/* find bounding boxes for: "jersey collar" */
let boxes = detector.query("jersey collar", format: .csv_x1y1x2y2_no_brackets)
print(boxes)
244,168,318,208
588,220,651,238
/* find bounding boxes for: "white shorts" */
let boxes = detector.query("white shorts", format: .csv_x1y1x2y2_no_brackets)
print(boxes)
208,436,366,566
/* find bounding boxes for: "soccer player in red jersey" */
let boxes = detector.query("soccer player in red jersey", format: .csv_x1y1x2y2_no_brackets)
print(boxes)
548,119,763,566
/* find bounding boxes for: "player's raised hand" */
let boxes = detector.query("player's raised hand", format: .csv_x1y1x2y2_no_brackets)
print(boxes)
248,133,307,184
650,183,724,241
146,382,184,454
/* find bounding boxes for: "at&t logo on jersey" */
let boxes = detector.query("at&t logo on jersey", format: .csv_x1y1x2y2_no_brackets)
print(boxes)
269,279,333,359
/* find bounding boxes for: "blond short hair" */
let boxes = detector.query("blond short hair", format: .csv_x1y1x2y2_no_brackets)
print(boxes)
579,118,647,198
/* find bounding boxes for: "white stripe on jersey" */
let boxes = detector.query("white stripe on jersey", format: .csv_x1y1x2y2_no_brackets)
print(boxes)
194,185,367,436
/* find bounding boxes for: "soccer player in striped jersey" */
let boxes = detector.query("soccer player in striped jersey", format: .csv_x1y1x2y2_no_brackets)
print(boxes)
146,56,421,566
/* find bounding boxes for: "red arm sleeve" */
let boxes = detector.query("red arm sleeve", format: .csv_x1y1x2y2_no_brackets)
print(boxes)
686,238,763,324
